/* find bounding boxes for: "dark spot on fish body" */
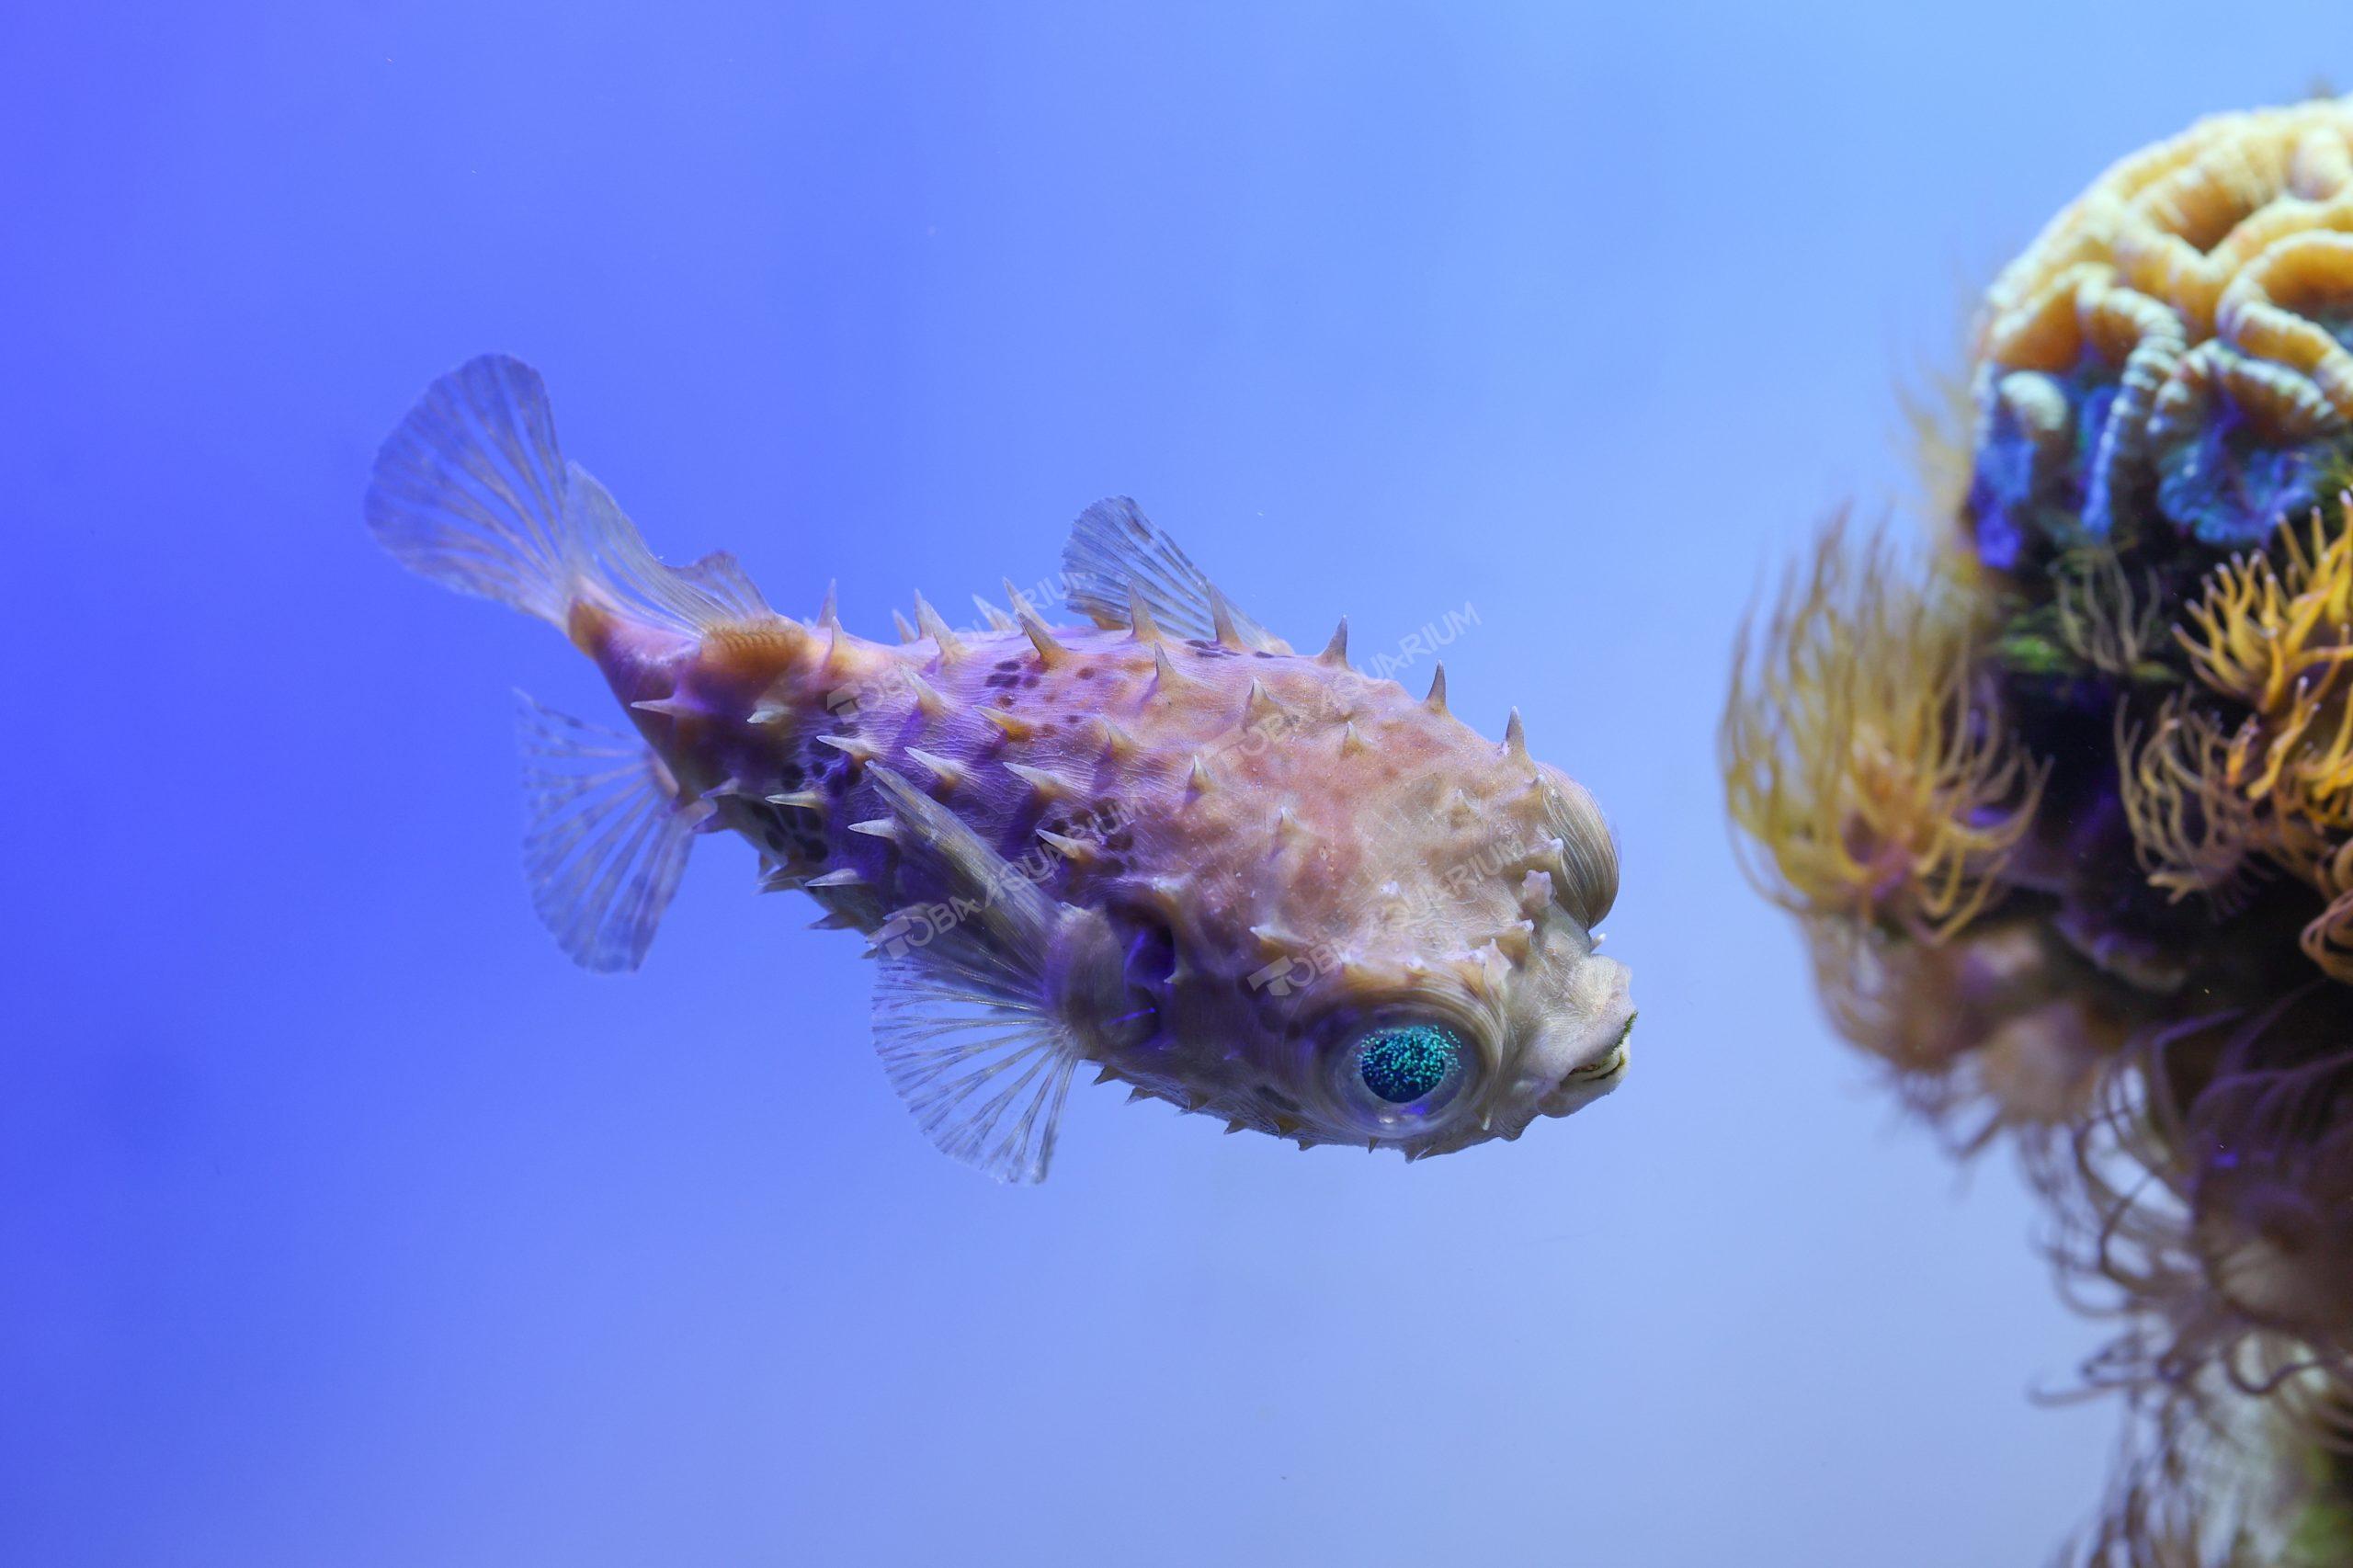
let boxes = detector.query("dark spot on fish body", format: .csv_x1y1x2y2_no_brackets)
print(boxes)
1075,665,1097,679
995,658,1022,672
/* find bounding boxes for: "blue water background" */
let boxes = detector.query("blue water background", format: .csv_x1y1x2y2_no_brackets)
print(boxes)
7,5,2347,1564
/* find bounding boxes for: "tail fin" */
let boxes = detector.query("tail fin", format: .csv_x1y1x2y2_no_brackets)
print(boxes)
365,354,772,634
366,355,576,627
369,355,776,973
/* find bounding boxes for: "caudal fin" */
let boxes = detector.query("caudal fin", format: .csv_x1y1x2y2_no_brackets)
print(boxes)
369,355,778,974
364,353,773,635
366,355,577,627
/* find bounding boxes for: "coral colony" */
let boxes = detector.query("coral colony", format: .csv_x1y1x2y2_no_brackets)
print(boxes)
1724,97,2353,1562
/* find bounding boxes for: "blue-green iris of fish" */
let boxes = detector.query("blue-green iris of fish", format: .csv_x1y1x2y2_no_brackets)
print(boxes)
1357,1024,1462,1105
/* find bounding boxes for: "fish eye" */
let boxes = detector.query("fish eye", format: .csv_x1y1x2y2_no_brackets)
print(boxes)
1331,1019,1477,1137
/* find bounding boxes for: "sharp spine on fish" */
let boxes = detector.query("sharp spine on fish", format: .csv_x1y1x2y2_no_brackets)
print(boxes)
904,746,971,790
1127,583,1162,643
913,593,965,661
817,733,880,763
1004,760,1079,801
1209,585,1243,649
1037,828,1095,864
980,707,1032,741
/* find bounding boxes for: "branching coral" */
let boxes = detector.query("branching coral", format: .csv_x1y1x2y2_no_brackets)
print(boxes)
1722,518,2049,943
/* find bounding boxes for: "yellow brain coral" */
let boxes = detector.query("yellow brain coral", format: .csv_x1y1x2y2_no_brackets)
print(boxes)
1983,97,2353,377
1974,97,2353,548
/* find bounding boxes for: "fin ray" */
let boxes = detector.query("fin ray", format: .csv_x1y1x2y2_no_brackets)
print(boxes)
1061,496,1286,651
515,691,702,971
563,465,773,633
367,354,772,637
366,355,573,625
861,763,1082,1181
873,954,1080,1183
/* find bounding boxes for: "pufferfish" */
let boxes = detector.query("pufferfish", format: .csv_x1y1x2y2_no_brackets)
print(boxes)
366,355,1632,1181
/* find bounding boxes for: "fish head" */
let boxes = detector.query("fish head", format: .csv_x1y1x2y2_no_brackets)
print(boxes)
1119,761,1631,1159
1314,764,1631,1158
1276,912,1633,1161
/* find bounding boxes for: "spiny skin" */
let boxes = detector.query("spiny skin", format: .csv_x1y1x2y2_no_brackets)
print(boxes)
364,353,1631,1169
578,598,1631,1155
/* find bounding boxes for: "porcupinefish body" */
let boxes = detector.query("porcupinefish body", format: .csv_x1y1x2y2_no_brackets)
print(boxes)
369,355,1633,1180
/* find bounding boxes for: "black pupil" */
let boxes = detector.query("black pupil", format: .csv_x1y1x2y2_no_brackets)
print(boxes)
1357,1025,1460,1104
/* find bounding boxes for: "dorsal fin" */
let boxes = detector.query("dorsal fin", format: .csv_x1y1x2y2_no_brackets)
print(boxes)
1061,497,1289,652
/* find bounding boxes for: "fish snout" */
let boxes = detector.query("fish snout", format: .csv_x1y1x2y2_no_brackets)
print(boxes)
1533,955,1634,1119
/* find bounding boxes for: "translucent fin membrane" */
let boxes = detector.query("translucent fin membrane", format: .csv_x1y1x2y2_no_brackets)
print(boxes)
514,691,707,971
563,464,772,634
366,354,771,638
366,355,573,626
860,764,1082,1182
873,950,1079,1185
1062,496,1283,651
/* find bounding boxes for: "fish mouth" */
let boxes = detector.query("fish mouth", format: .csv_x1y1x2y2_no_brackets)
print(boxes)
1562,1014,1635,1085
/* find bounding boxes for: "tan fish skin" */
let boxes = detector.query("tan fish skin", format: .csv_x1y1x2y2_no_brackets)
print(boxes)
369,355,1633,1181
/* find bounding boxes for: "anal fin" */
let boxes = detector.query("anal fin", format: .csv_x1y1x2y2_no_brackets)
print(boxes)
515,691,708,972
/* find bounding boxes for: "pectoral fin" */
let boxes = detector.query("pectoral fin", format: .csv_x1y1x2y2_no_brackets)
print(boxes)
872,956,1082,1184
860,765,1086,1183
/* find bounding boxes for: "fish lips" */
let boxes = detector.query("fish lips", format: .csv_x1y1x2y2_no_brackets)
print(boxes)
1532,954,1635,1119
